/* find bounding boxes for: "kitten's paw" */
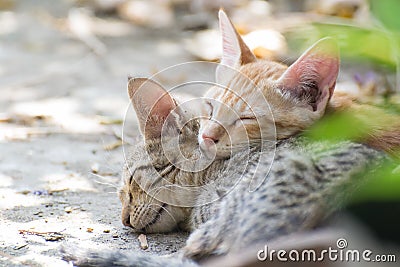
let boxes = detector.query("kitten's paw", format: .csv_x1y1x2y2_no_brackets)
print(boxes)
182,224,226,261
60,243,90,266
183,239,214,260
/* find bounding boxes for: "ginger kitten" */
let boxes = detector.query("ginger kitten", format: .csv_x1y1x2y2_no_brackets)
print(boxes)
199,10,400,159
198,10,339,159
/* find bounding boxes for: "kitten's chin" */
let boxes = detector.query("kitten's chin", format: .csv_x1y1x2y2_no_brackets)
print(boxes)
199,140,217,160
142,221,177,234
139,209,183,234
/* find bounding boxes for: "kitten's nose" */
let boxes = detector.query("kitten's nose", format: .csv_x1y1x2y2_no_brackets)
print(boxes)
123,216,131,227
202,133,219,144
122,208,132,227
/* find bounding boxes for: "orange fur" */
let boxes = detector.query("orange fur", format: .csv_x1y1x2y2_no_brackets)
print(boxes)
199,10,400,158
329,96,400,155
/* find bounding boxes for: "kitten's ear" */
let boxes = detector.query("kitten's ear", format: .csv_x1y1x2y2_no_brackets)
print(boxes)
278,37,339,113
128,77,177,139
216,9,256,84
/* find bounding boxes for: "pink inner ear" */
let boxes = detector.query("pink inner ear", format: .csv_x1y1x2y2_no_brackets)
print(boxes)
128,78,176,138
145,87,176,120
280,38,339,112
218,9,256,68
220,17,240,67
216,10,256,85
219,10,242,68
129,78,176,118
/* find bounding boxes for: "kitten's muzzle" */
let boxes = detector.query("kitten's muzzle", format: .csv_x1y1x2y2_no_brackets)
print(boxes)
199,137,218,160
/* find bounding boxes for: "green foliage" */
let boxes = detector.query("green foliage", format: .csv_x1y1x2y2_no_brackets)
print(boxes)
369,0,400,31
314,23,398,68
285,0,400,69
286,23,399,68
305,110,369,142
351,158,400,203
305,107,400,204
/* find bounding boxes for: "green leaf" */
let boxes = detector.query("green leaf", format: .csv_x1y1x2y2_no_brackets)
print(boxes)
370,0,400,31
305,110,371,142
351,160,400,203
285,23,399,68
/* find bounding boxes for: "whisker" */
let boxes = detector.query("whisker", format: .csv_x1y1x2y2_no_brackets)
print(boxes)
91,171,120,181
146,185,168,205
92,178,119,190
150,204,178,226
97,135,123,171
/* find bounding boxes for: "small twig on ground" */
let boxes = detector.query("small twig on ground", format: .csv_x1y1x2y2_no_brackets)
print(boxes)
18,229,66,241
138,234,148,250
103,140,123,151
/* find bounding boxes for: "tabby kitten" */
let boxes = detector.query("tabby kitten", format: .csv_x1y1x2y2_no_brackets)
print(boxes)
63,77,385,267
199,10,339,159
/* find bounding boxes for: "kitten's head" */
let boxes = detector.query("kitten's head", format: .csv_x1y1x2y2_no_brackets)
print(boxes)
119,78,198,233
199,10,339,159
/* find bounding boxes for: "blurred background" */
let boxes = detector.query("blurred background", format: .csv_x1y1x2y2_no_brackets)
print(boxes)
0,0,399,266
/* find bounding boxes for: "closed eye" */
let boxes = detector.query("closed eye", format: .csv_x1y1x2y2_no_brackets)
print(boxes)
240,116,256,120
235,116,257,126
